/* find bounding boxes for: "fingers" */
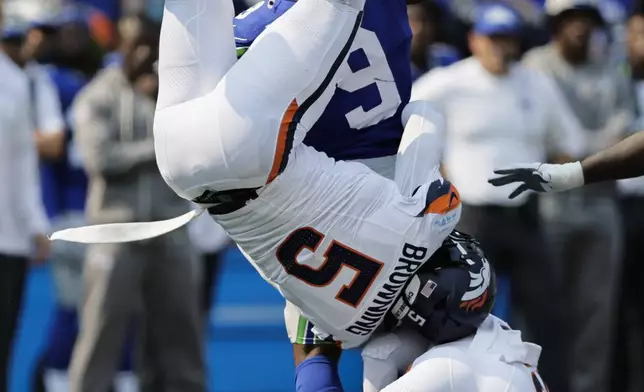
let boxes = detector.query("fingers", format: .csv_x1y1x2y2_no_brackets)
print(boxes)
492,169,524,175
508,184,528,199
488,174,521,187
493,163,541,172
488,169,532,186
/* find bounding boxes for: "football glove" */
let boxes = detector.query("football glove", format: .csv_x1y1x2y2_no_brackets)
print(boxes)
487,162,584,199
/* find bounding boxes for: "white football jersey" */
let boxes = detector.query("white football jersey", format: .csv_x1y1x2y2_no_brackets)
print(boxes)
216,145,460,348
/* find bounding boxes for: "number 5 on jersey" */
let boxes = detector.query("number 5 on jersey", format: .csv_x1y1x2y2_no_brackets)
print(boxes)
277,227,383,308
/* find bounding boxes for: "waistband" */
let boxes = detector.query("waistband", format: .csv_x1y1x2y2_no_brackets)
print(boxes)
192,187,260,215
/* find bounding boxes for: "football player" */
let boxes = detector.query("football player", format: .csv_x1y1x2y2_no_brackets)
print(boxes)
51,0,460,377
295,231,548,392
364,231,546,392
230,0,416,385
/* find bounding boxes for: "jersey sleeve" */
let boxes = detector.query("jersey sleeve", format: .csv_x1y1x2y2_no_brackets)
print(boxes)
33,67,65,134
11,78,50,235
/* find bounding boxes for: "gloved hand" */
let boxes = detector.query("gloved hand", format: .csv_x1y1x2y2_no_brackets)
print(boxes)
487,162,585,199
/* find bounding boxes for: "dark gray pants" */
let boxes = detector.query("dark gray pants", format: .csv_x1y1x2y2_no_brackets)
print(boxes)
457,199,570,392
0,254,28,392
69,229,205,392
540,192,622,392
613,196,644,392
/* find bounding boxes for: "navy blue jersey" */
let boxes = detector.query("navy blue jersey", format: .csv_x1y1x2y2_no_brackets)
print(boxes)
234,0,411,160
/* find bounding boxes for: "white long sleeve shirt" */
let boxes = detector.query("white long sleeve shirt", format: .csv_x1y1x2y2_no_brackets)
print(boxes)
0,52,49,256
24,62,65,134
412,58,586,206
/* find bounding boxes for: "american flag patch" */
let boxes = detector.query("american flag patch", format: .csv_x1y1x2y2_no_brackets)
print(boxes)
420,280,437,298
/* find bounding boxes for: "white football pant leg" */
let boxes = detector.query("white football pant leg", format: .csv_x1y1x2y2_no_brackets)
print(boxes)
155,0,368,199
157,0,237,110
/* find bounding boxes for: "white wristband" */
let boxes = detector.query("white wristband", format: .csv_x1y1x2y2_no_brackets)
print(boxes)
547,161,585,191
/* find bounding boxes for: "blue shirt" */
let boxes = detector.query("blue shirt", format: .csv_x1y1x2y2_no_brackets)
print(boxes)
234,0,412,160
40,67,89,218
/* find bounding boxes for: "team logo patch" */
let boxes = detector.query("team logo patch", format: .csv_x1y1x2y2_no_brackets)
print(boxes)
459,252,491,312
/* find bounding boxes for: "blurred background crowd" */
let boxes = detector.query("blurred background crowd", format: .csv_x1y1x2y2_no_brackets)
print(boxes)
1,0,644,391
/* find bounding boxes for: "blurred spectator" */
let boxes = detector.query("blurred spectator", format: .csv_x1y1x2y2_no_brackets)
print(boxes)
0,11,51,392
612,5,644,392
54,4,115,77
411,3,586,390
101,13,152,70
67,13,205,392
77,0,120,21
446,0,550,53
187,210,232,317
523,1,635,392
4,7,139,392
408,1,461,81
1,26,66,160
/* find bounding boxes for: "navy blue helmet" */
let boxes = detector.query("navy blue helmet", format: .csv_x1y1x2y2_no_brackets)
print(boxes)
387,230,496,344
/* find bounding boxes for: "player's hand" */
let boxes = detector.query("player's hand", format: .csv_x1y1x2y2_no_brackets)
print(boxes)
32,234,51,265
487,162,584,199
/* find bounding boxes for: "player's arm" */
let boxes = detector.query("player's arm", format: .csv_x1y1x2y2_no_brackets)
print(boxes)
294,345,344,392
580,130,644,183
286,305,343,391
488,130,644,198
293,344,342,367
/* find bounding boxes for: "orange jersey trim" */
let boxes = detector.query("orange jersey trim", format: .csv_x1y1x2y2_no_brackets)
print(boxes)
425,184,461,215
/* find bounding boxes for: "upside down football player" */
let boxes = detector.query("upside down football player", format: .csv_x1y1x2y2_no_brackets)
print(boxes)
51,0,461,374
230,2,548,390
231,0,417,386
47,0,551,389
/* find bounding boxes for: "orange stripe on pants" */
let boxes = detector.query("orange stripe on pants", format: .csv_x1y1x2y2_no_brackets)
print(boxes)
268,99,299,183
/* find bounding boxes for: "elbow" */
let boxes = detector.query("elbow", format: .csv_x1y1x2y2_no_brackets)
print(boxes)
35,130,66,161
81,152,117,176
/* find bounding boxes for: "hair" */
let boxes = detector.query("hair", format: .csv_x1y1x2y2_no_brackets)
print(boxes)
548,6,605,34
629,0,644,20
